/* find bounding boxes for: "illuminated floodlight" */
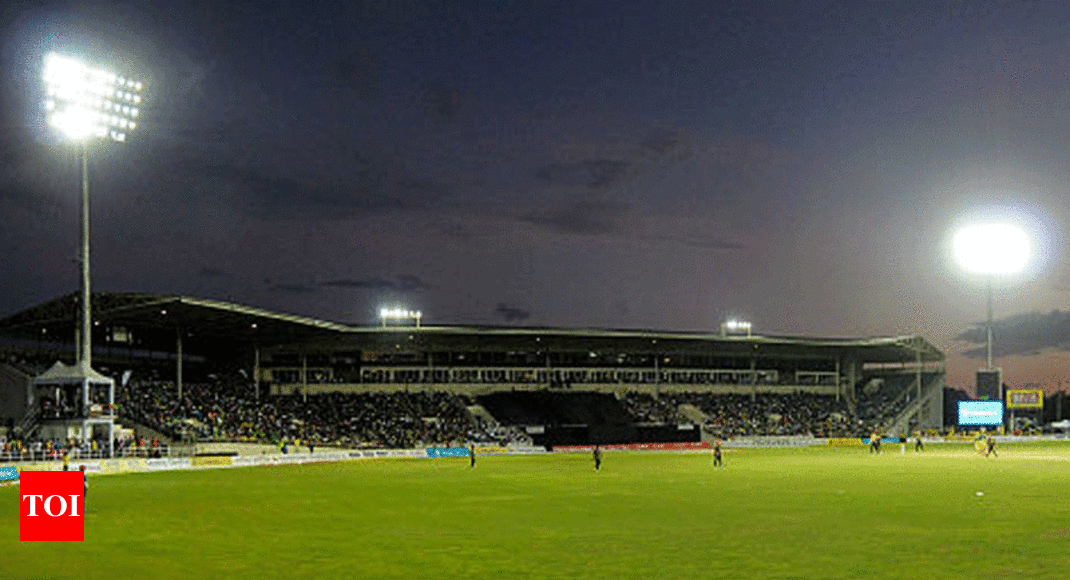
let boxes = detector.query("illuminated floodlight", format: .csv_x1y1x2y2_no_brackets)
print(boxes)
952,223,1029,275
952,221,1030,372
380,308,423,327
721,319,753,337
42,52,144,143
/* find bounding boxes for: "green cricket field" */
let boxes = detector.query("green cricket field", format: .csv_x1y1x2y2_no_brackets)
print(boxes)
3,443,1069,579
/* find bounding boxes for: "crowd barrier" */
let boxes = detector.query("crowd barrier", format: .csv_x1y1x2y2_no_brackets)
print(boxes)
4,436,1062,481
723,437,823,448
0,444,546,479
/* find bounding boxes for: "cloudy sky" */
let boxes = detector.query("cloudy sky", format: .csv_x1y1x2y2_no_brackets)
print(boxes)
3,0,1070,391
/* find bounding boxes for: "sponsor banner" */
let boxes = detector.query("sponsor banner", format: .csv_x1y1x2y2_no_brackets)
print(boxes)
0,465,18,483
553,441,708,453
506,446,547,455
862,437,906,446
190,456,233,468
145,457,191,471
827,438,865,447
79,462,105,474
474,445,509,454
427,447,469,458
725,437,822,448
230,456,260,467
98,458,147,474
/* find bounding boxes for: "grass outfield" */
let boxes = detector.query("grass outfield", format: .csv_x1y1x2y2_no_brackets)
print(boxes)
4,443,1070,579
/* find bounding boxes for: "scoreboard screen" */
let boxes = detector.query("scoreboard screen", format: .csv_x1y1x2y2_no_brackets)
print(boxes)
958,401,1004,426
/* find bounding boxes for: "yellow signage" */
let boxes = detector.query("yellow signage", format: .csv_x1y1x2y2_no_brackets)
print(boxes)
826,438,865,447
1006,389,1044,409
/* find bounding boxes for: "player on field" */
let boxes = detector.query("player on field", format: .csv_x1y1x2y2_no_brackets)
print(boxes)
469,444,476,469
914,433,924,452
80,465,88,500
593,445,602,471
713,440,723,468
62,449,70,471
985,435,997,457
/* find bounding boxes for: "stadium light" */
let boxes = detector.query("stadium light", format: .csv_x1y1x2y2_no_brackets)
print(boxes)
721,319,752,337
380,308,422,328
952,222,1030,370
42,52,145,371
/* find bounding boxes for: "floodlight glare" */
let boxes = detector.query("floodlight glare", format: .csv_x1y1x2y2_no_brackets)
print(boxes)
953,223,1029,275
721,318,753,337
952,221,1030,371
379,307,423,327
43,52,144,144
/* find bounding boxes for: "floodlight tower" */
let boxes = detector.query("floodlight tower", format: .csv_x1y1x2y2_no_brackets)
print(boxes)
42,53,144,369
952,223,1030,370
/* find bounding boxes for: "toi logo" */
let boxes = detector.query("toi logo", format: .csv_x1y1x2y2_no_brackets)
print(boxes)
20,471,84,541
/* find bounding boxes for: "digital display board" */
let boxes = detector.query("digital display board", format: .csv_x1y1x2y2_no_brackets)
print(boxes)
958,401,1004,426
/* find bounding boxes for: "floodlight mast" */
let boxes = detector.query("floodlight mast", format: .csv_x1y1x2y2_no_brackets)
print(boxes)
43,53,144,370
952,222,1029,371
80,143,90,369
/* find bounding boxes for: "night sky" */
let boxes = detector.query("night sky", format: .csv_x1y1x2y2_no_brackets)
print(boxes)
3,0,1070,391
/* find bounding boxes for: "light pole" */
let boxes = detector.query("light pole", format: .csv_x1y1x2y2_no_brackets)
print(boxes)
952,222,1030,371
43,53,144,369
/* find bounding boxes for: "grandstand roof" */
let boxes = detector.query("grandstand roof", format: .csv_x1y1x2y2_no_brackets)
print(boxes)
339,325,944,363
0,292,944,363
0,292,352,352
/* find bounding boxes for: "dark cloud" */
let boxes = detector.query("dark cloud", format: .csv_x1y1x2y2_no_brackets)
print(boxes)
198,268,230,278
956,310,1070,358
321,275,433,292
395,274,434,291
196,161,440,221
649,233,745,251
321,277,396,290
520,199,630,236
268,283,317,294
639,130,686,156
439,223,473,239
495,303,531,322
422,80,468,122
330,47,382,97
536,159,631,189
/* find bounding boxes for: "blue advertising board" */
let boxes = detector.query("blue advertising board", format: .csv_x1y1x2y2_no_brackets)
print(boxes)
958,400,1004,426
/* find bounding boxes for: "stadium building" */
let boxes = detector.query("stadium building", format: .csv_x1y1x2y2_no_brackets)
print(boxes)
0,292,946,451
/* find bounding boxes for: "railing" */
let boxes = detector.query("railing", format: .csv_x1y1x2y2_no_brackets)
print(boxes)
17,409,40,437
888,374,945,435
0,446,171,463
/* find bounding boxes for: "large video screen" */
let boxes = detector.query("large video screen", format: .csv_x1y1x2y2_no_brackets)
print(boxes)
958,401,1004,426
